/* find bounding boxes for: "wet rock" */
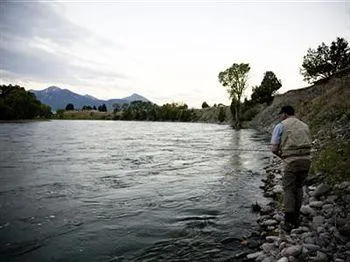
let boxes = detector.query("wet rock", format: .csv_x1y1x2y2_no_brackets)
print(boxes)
303,243,320,252
338,224,350,236
261,219,278,226
311,251,328,262
261,256,275,262
246,251,263,259
313,183,331,198
281,245,302,257
312,216,325,228
309,201,324,208
261,243,275,253
277,257,288,262
265,236,279,243
300,205,316,216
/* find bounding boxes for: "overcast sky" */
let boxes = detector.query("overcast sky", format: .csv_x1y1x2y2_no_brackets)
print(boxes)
0,0,349,108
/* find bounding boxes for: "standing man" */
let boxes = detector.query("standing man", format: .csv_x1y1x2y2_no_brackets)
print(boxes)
270,105,312,232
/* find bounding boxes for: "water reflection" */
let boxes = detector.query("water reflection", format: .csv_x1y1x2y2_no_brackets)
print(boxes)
0,121,271,262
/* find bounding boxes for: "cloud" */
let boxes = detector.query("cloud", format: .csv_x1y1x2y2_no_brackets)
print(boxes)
0,1,127,86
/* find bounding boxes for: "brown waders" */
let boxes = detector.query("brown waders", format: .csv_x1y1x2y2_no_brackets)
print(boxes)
282,158,311,231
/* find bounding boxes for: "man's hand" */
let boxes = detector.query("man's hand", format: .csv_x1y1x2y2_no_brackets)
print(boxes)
270,144,282,157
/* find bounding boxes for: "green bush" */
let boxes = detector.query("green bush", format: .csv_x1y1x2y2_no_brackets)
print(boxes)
312,140,350,185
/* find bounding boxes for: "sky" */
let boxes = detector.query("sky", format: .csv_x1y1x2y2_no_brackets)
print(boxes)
0,0,349,108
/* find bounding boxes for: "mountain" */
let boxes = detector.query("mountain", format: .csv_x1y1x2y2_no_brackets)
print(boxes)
30,86,150,111
122,93,149,102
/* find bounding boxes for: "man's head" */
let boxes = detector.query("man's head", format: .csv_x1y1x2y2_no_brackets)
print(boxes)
278,105,294,121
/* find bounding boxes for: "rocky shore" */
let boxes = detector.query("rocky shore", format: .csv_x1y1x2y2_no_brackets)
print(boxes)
246,157,350,262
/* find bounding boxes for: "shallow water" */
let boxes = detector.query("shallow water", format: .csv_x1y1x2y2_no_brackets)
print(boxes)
0,120,271,261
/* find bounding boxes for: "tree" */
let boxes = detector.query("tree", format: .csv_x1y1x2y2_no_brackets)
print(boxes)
98,104,107,112
218,63,250,129
0,84,51,120
218,107,226,123
202,101,210,108
301,37,350,83
65,103,74,111
251,71,282,105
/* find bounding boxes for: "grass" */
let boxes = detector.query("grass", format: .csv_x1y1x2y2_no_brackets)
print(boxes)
55,110,114,120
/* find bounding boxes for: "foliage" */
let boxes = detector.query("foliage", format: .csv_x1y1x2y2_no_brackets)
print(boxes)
114,101,197,122
301,37,350,83
312,140,350,185
218,63,250,129
0,84,52,120
239,98,261,122
65,103,74,111
98,104,107,112
251,71,282,105
56,109,65,119
202,101,210,108
82,105,93,110
218,107,226,122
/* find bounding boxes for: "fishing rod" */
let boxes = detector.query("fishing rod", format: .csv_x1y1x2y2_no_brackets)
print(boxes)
226,148,271,152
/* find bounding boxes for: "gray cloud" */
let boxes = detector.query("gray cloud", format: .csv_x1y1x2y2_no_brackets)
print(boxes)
0,0,127,85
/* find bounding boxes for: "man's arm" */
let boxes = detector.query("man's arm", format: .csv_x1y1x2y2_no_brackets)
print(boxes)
270,123,283,157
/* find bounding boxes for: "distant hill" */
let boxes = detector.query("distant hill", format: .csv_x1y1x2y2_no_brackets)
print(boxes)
30,86,150,111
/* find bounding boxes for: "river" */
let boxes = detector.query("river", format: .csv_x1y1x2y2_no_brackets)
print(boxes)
0,120,271,261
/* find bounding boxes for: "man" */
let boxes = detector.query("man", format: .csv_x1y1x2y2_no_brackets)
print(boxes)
270,105,312,232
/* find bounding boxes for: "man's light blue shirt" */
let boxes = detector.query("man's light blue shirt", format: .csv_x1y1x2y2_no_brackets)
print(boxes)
271,122,284,145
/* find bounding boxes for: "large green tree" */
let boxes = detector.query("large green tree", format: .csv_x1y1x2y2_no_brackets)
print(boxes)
0,84,52,120
251,71,282,105
218,63,250,129
301,37,350,83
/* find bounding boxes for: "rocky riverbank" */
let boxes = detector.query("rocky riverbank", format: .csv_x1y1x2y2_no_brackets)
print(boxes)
246,157,350,262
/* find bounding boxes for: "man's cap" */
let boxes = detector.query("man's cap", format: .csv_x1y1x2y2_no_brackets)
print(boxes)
278,105,295,115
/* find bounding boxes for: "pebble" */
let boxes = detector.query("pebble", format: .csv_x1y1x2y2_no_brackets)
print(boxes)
253,158,349,262
281,245,302,257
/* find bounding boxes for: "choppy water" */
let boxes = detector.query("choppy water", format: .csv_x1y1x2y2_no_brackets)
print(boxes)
0,120,271,262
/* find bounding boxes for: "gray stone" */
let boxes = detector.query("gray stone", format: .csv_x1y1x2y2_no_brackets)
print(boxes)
326,195,338,203
291,226,310,234
281,245,302,257
300,205,316,216
314,251,328,262
313,183,331,198
273,185,283,194
261,243,275,253
262,256,275,262
260,205,273,214
338,181,350,191
309,201,324,208
277,257,288,262
304,237,316,244
246,251,263,259
266,236,280,243
303,243,320,252
338,224,350,236
317,226,325,234
274,213,284,222
288,256,298,262
312,215,325,228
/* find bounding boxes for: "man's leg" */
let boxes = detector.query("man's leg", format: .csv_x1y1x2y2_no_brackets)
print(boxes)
284,159,310,230
282,167,297,232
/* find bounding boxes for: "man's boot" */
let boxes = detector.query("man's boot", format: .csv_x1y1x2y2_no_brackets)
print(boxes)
293,211,300,228
281,212,296,233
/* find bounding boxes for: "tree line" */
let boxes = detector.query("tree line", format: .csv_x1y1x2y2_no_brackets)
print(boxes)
113,101,197,122
65,103,107,112
0,85,52,120
219,37,349,129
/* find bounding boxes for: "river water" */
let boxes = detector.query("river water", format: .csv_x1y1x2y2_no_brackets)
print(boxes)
0,120,271,262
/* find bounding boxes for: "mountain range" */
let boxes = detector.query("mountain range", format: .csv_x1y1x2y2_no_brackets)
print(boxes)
30,86,150,111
